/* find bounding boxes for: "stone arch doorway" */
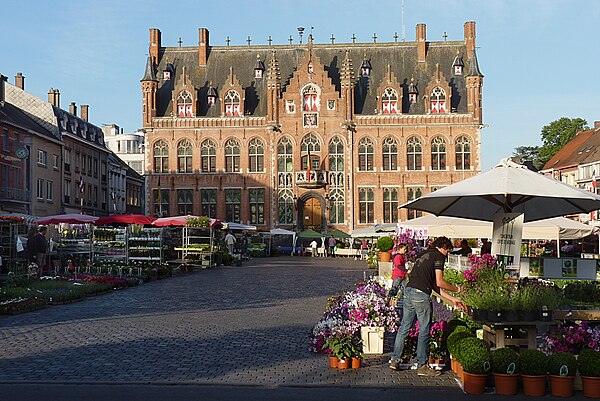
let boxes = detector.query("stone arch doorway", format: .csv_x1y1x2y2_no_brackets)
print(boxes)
297,192,327,232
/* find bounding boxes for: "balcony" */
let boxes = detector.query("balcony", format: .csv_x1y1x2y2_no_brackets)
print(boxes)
295,170,328,189
0,187,30,202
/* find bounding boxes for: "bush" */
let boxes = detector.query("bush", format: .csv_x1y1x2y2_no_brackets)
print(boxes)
578,349,600,377
548,351,577,376
491,347,519,374
446,330,474,358
376,236,394,252
518,349,548,375
456,337,490,374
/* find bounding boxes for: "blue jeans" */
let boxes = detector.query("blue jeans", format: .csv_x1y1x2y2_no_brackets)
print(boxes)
391,286,432,367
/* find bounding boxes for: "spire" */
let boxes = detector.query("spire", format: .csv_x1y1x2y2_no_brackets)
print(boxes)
141,55,157,82
341,50,354,83
267,50,281,85
467,48,484,77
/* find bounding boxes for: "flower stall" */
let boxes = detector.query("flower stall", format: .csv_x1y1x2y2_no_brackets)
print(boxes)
0,214,32,274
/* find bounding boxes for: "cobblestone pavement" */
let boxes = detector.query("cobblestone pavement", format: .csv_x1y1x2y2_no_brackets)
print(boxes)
0,256,460,391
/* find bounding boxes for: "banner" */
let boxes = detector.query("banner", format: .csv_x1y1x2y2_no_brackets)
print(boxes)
491,213,524,277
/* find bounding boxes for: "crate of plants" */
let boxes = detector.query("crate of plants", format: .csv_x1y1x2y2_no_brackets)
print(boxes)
0,297,46,315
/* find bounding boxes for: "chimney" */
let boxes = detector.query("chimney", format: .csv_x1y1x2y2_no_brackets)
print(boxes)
149,28,161,68
595,121,600,129
198,27,210,66
53,89,60,107
416,23,427,62
15,72,25,90
464,21,476,60
0,75,6,105
81,104,89,122
69,102,77,116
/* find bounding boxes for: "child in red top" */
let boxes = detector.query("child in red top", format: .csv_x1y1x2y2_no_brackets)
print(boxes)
389,243,408,307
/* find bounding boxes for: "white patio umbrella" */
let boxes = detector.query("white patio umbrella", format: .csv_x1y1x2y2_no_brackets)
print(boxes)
400,158,600,223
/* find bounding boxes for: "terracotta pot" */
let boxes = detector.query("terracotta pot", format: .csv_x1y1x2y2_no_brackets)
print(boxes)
338,358,350,369
351,357,362,369
550,375,575,398
582,376,600,398
328,355,338,368
493,373,519,396
456,361,464,382
463,372,488,395
379,251,391,262
450,356,456,373
521,374,547,397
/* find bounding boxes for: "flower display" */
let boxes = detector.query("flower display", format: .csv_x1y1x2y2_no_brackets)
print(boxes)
393,232,421,262
540,321,600,355
463,254,497,282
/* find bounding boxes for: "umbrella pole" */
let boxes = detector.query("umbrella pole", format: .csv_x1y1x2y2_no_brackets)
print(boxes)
557,236,560,258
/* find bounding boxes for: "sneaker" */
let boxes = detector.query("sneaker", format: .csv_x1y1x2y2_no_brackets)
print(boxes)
417,365,441,377
389,360,400,370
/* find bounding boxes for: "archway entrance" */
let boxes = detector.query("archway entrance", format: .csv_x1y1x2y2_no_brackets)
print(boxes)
302,197,322,231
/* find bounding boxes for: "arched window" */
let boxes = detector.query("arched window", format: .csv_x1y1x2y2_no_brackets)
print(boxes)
382,137,398,171
301,133,321,170
431,137,446,170
302,84,320,111
224,90,241,116
407,187,423,220
177,91,193,117
382,88,399,114
456,136,471,170
248,138,264,172
225,139,240,172
328,136,344,172
277,137,293,173
430,87,447,113
153,140,169,173
278,189,294,224
177,139,193,173
406,137,422,171
329,188,345,224
358,187,375,224
383,188,399,223
200,139,216,173
358,137,374,171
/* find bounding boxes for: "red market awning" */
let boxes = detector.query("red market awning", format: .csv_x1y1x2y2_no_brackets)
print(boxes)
37,213,99,225
94,214,157,226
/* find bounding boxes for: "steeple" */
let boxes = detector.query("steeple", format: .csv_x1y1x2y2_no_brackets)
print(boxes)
467,49,483,77
266,50,281,123
341,50,354,120
141,55,157,82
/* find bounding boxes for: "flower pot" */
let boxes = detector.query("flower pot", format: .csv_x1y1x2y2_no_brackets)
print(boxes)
550,375,575,397
493,373,519,396
470,307,486,321
582,376,600,398
541,309,553,322
522,310,539,322
456,361,464,382
504,310,520,322
488,310,504,322
463,372,488,395
338,358,350,369
329,355,338,368
379,251,392,262
522,374,547,397
351,357,362,369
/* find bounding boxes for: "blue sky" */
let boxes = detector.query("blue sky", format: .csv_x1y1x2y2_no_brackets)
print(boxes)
2,0,599,171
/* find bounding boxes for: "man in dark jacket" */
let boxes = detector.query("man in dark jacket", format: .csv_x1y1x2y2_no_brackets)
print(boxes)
31,226,48,271
389,236,466,377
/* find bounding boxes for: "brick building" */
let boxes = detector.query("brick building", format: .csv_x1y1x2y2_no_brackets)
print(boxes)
142,22,484,232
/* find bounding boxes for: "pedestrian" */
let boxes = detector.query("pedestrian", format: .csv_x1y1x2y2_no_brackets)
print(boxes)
389,236,466,377
225,231,236,255
240,233,249,260
480,238,492,255
389,243,408,311
451,239,472,256
31,225,48,273
360,238,369,260
327,235,337,258
310,239,318,257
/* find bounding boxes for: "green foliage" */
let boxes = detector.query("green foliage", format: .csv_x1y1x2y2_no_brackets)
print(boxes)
324,333,358,360
376,236,394,252
491,347,519,374
578,349,600,377
186,216,211,227
446,330,474,357
548,352,577,376
513,145,542,169
538,117,588,167
518,349,548,375
561,281,600,306
443,269,466,286
455,337,490,374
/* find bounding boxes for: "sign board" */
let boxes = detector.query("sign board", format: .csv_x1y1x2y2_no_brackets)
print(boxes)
396,224,428,240
491,213,524,276
15,147,29,159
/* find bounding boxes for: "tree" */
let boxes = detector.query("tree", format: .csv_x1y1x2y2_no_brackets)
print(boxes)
538,117,588,167
513,146,541,169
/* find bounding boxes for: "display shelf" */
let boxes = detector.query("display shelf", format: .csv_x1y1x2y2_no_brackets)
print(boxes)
93,227,128,263
56,227,93,267
127,227,163,263
179,226,216,267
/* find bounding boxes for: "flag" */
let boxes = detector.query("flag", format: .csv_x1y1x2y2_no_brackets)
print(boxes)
79,176,84,193
593,170,597,191
306,148,311,183
157,175,161,204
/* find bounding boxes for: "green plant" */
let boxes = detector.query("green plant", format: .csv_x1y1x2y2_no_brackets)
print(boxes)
456,337,490,374
578,349,600,377
491,347,519,374
518,349,548,375
349,335,363,358
548,351,577,377
324,333,354,360
446,330,474,358
376,236,394,252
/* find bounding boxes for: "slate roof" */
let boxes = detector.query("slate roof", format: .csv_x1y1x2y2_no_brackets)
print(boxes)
149,39,479,118
0,101,57,140
543,127,600,169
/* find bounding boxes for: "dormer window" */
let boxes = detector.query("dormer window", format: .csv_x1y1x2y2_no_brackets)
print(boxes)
163,70,171,80
430,87,446,113
207,86,217,106
408,79,418,104
381,88,398,114
308,62,314,74
360,58,372,77
254,55,265,79
177,91,193,117
454,65,463,75
224,90,241,117
452,54,464,76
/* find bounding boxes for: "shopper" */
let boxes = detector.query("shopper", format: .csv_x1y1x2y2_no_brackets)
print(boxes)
225,231,236,255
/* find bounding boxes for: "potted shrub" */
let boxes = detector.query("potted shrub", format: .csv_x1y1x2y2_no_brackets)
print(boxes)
455,337,491,395
326,333,353,369
376,236,393,262
490,347,519,395
446,328,474,374
578,349,600,398
548,351,577,397
518,349,548,396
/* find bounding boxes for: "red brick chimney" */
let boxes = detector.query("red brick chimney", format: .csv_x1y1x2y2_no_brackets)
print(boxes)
198,27,210,66
594,121,600,129
0,75,6,104
464,21,476,60
15,72,25,90
81,104,89,122
416,24,427,62
69,101,77,116
149,28,161,68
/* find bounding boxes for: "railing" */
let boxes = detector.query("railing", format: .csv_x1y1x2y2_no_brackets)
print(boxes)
295,170,328,189
0,187,30,202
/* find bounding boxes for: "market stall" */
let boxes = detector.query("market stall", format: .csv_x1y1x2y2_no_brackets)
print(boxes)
0,214,33,274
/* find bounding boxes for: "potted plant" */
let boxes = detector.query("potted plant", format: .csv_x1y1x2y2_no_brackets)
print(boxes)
490,347,519,395
548,351,577,397
326,333,353,369
518,349,548,396
349,335,363,369
578,349,600,398
376,236,393,262
446,328,474,375
455,337,491,395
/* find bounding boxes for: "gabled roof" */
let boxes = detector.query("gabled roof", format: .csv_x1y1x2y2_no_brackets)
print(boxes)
0,102,57,140
543,128,600,170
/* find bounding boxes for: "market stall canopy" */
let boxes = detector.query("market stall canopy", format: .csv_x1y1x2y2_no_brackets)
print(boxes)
327,229,351,239
351,223,397,238
37,213,99,225
152,215,221,228
222,222,257,231
270,228,296,236
400,158,600,223
401,215,597,240
0,213,37,225
94,214,157,226
297,228,323,238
